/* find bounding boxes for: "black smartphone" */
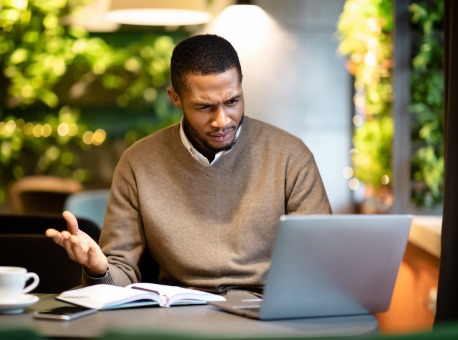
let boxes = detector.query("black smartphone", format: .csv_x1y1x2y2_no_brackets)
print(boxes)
33,306,97,321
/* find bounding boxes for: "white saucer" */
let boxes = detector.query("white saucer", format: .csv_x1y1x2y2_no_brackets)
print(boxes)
0,294,39,314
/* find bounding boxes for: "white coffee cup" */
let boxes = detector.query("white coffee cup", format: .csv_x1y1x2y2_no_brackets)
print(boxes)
0,267,39,303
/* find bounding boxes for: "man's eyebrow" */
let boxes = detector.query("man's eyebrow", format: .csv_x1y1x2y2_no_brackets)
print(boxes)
226,95,242,102
194,95,242,107
194,101,214,107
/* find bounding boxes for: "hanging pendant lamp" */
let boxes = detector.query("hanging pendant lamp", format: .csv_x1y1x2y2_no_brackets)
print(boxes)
104,0,214,26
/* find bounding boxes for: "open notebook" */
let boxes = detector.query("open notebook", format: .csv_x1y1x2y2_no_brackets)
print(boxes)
58,283,226,310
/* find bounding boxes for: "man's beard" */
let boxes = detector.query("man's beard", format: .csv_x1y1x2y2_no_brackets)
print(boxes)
183,113,244,154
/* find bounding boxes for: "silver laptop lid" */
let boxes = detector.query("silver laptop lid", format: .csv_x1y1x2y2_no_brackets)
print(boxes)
260,215,412,320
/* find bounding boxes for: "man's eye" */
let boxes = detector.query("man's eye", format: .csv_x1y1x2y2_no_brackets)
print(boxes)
227,100,238,105
198,106,211,110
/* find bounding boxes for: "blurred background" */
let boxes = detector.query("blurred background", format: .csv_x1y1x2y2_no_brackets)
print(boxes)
0,0,444,216
0,0,445,333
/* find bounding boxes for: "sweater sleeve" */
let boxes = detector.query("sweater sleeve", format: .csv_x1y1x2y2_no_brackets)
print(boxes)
82,157,146,287
286,156,333,215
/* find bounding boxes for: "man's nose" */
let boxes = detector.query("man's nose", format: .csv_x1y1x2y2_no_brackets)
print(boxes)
211,107,231,129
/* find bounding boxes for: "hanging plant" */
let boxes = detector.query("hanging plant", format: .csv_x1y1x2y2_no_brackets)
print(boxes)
337,0,444,209
336,0,394,208
409,0,444,208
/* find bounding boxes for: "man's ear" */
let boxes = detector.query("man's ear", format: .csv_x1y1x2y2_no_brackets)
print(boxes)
167,87,182,109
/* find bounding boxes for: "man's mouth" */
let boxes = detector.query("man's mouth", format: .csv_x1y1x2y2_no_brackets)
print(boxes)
208,128,234,142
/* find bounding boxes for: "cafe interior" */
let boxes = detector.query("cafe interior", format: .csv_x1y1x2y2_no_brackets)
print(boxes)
0,0,457,339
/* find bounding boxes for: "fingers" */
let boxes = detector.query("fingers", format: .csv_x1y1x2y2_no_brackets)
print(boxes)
61,231,95,267
61,231,77,262
46,228,64,246
70,235,89,263
47,219,106,272
63,211,79,236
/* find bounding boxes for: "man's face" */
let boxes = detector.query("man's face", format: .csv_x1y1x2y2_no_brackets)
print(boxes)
167,67,244,159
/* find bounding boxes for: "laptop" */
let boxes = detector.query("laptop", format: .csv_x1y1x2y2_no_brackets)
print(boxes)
209,214,412,320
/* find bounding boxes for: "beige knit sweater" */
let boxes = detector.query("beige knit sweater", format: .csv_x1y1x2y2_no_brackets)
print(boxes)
83,116,332,292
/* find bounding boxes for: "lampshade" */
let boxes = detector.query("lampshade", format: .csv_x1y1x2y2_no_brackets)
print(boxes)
63,0,120,32
104,0,214,26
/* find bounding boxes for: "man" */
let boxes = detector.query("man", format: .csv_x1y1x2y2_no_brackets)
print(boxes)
47,34,332,294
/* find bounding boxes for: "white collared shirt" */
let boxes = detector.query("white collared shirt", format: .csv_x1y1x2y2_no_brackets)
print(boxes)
179,116,242,166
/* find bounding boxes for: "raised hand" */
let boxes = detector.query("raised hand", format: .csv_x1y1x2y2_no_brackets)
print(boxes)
46,211,108,277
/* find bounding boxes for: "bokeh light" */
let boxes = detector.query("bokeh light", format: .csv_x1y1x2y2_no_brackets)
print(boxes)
46,146,60,161
23,123,33,135
364,52,377,66
68,123,78,136
143,87,157,102
1,142,11,158
349,178,360,190
42,124,52,137
58,123,70,136
381,175,390,185
354,96,365,108
93,129,106,145
351,53,363,63
6,120,16,133
33,124,42,137
343,167,353,179
353,115,363,126
82,131,94,145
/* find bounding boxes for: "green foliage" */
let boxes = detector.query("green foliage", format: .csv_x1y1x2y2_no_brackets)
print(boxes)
338,0,445,208
0,106,94,202
0,0,175,111
409,0,444,208
337,0,394,191
0,0,180,203
352,115,393,186
0,0,91,107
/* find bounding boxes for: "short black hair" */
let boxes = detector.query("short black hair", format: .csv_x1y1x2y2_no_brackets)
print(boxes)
170,34,243,95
